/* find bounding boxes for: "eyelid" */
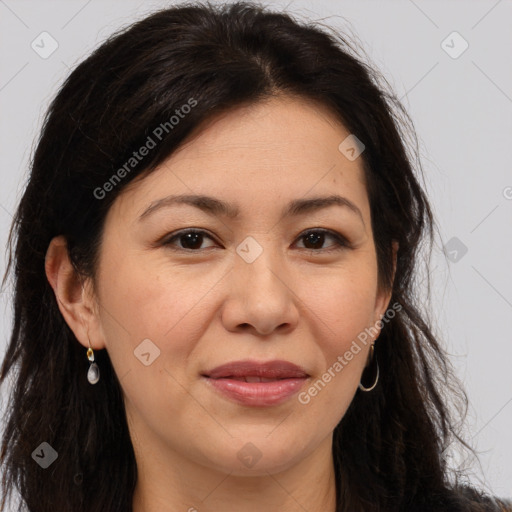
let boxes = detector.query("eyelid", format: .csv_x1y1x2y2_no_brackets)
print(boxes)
160,227,351,252
295,228,351,251
160,228,220,250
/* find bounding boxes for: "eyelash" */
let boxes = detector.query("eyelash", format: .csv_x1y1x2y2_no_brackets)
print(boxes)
161,228,351,254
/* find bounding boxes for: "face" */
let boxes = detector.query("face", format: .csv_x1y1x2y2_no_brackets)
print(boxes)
79,96,392,477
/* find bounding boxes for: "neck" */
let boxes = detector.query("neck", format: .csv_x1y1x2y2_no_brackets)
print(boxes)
131,434,337,512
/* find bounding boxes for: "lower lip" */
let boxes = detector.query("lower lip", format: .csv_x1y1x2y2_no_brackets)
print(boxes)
204,377,308,406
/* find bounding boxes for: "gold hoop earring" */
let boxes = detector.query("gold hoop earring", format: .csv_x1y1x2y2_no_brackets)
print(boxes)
358,343,379,392
86,339,100,385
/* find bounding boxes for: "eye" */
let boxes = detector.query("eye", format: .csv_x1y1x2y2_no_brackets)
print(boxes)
161,228,350,253
294,229,350,252
162,229,219,251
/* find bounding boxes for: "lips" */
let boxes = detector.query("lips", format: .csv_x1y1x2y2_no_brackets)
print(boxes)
202,360,309,407
203,360,308,380
232,376,282,383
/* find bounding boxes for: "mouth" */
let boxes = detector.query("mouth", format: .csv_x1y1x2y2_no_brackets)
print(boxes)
201,360,309,407
219,376,291,383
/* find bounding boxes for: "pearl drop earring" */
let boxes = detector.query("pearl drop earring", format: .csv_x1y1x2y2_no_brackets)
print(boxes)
86,341,100,385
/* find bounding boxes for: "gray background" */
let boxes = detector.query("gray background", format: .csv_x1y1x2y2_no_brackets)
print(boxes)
1,0,511,504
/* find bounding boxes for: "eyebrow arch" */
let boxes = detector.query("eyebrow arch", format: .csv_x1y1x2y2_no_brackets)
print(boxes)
284,195,364,225
137,193,364,225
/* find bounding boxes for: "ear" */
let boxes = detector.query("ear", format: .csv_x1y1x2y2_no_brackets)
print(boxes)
44,235,105,351
373,239,399,325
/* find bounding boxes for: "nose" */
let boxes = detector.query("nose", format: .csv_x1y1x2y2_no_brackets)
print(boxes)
220,246,300,337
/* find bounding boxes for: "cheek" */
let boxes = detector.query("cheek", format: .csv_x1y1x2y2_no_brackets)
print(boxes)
309,287,375,385
95,257,211,428
94,252,225,410
97,250,218,346
302,259,379,351
294,258,378,412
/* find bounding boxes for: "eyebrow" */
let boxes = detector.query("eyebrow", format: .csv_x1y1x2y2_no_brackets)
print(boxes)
137,193,365,225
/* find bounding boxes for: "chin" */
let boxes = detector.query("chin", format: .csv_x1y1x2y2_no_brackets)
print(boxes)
202,435,308,476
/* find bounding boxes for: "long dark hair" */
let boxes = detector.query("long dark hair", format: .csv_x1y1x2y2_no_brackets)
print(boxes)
1,2,510,511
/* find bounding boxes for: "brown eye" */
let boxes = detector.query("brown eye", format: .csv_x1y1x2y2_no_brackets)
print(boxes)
302,231,325,249
178,232,204,250
295,229,349,252
163,230,217,251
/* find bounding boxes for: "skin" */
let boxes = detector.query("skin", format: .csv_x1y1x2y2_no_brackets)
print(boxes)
45,95,396,512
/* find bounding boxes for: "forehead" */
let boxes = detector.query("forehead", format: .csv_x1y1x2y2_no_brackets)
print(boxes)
111,95,369,222
170,95,358,167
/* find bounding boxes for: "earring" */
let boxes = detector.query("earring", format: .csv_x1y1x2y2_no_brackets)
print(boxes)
358,343,379,392
86,340,100,385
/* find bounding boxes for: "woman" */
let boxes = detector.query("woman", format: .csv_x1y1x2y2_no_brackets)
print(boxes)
0,2,510,511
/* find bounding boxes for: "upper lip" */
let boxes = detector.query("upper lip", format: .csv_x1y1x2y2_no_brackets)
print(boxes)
203,360,309,380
